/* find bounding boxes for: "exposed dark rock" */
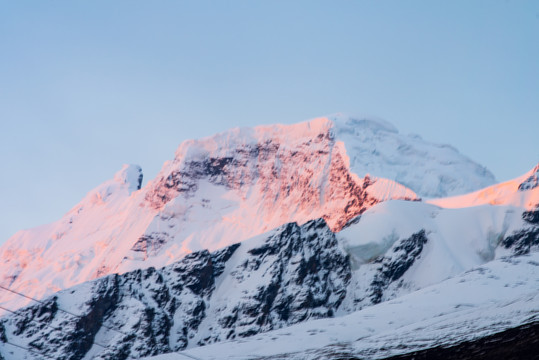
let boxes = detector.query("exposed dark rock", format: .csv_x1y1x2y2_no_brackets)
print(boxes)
518,165,539,191
136,172,143,190
0,323,6,343
206,219,351,344
522,208,539,225
501,208,539,256
501,227,539,256
211,243,241,278
341,215,362,230
382,321,539,360
370,230,428,304
131,232,170,256
12,296,59,337
0,219,351,359
65,278,120,360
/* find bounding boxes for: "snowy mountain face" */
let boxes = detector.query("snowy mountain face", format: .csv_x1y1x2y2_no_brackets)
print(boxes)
0,114,524,360
0,115,493,311
428,162,539,210
171,250,539,360
0,186,537,359
0,219,352,359
330,114,496,198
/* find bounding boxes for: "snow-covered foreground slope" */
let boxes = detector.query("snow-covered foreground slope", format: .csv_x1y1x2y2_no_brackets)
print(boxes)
151,251,539,360
0,115,494,310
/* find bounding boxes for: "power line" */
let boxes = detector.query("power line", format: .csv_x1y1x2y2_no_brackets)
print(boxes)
0,285,206,360
174,350,204,360
2,339,58,359
0,303,116,360
0,285,136,359
0,284,130,337
0,304,108,349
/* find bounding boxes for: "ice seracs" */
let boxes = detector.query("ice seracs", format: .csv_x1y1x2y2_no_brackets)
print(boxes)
114,164,144,194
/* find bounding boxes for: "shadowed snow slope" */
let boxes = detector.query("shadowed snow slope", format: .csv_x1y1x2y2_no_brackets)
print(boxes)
330,114,496,197
0,115,494,311
165,252,539,360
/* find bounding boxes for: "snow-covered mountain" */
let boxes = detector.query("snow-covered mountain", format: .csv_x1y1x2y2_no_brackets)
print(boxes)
0,180,536,359
0,115,495,311
168,250,539,360
427,163,539,209
330,114,496,198
4,114,532,360
0,219,351,359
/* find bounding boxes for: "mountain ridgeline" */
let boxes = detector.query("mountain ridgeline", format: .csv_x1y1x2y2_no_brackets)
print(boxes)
0,115,537,360
1,203,538,359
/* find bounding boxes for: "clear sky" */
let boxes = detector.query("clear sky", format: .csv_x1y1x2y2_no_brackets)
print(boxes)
1,1,538,244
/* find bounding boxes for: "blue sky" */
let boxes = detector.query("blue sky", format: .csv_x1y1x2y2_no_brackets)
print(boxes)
1,1,538,244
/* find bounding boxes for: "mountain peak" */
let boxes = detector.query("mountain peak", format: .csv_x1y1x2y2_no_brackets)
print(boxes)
166,114,494,198
172,117,334,162
328,115,495,197
329,113,399,134
0,114,498,312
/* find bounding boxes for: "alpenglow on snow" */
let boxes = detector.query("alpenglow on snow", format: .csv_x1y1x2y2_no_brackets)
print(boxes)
0,115,495,311
1,115,537,360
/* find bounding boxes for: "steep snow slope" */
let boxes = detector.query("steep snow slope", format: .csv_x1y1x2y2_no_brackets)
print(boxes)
169,251,539,360
428,163,539,209
0,165,158,306
0,116,422,310
330,114,496,197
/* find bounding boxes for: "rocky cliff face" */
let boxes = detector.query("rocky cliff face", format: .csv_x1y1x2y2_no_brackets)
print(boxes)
0,219,351,360
500,207,539,256
0,115,511,360
2,201,537,360
0,117,425,311
518,164,539,191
